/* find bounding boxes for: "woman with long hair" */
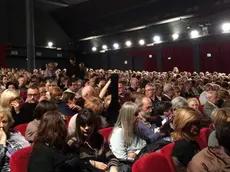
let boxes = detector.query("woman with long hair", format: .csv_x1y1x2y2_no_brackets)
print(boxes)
25,100,58,142
69,108,119,172
171,107,202,171
110,102,146,161
28,111,81,172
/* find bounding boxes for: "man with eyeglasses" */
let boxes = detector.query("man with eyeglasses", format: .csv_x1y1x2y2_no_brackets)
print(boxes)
13,86,41,126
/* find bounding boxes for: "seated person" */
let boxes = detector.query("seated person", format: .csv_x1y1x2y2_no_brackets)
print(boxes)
171,107,202,171
28,111,81,172
135,97,162,143
25,100,57,142
187,121,230,172
0,106,30,171
110,102,146,162
208,108,230,147
69,108,119,172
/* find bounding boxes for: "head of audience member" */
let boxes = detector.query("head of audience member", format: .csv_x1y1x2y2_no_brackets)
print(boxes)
34,111,68,150
45,80,57,92
49,87,63,101
118,82,125,96
172,107,202,141
67,78,78,93
0,106,14,135
84,96,103,115
155,83,163,98
0,89,20,109
6,82,18,90
206,91,218,105
114,102,139,146
155,101,173,117
81,85,96,100
215,121,230,151
218,89,230,102
26,86,40,104
69,56,76,65
47,62,57,71
163,83,175,98
1,75,8,86
145,83,156,100
212,108,230,126
18,76,26,88
62,92,76,106
96,77,106,88
136,97,152,118
73,108,98,146
174,86,181,97
188,98,199,111
171,96,188,111
33,100,58,121
38,85,47,97
130,78,139,90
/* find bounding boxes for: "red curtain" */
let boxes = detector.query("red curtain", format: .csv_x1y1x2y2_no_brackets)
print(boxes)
132,48,157,71
162,46,194,72
0,44,7,68
200,43,230,73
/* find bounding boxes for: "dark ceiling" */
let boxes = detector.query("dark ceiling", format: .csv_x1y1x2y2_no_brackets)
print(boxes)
36,0,230,49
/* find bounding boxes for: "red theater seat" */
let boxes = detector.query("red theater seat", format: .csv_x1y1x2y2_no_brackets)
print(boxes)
99,127,113,143
14,123,29,137
10,146,33,172
199,127,210,147
132,152,172,172
161,142,176,172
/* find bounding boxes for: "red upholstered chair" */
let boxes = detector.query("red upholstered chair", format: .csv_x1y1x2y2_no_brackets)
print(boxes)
161,142,176,172
199,127,211,147
14,123,29,137
66,116,72,127
132,152,172,172
10,146,33,172
98,127,113,143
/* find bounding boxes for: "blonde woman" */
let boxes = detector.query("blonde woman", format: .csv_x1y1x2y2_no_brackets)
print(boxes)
0,106,30,171
0,88,21,115
171,107,202,171
208,108,230,147
187,98,199,111
109,102,146,162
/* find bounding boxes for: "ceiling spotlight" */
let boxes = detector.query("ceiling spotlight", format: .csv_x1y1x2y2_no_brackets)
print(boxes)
47,41,53,48
113,43,119,49
125,41,132,47
139,39,145,46
222,23,230,33
102,45,108,50
190,30,200,38
153,36,161,43
172,33,179,40
92,47,97,52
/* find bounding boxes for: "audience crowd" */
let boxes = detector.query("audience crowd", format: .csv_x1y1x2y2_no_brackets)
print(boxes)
1,57,230,172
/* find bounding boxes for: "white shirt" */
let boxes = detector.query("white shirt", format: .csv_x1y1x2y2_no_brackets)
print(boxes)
109,127,146,161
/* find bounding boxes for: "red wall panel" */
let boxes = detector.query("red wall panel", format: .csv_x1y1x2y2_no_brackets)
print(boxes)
162,46,194,72
132,48,157,71
200,43,230,73
0,44,7,68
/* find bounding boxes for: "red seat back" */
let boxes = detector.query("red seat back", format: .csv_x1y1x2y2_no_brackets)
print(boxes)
10,146,33,172
66,116,72,127
14,123,29,137
161,142,176,172
132,152,172,172
98,127,113,143
199,128,210,147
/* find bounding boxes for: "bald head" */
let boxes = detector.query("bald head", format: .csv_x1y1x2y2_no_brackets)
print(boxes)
140,97,152,115
81,85,95,98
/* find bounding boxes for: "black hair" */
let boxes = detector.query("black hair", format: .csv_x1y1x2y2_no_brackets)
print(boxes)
155,101,172,116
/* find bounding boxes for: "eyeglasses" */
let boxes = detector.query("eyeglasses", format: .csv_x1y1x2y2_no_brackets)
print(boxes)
27,94,39,97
